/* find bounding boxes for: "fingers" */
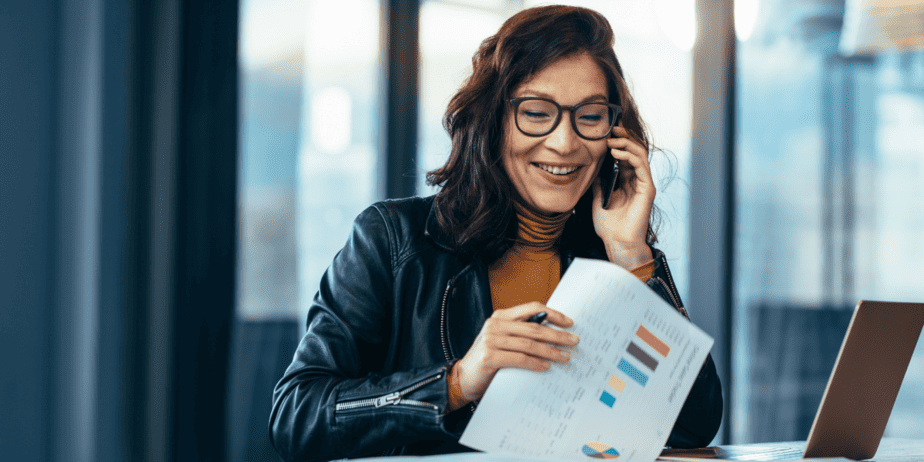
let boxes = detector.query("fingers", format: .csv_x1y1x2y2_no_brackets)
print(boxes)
483,302,579,360
607,141,648,167
610,126,642,144
606,127,654,191
608,148,654,191
483,331,572,364
455,303,580,401
608,127,648,160
487,317,579,347
492,301,574,328
487,350,554,372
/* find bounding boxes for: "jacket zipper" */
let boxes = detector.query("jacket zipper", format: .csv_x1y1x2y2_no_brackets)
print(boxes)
440,279,455,362
651,277,683,314
440,274,478,413
658,253,691,318
658,253,680,303
649,259,686,320
335,372,443,412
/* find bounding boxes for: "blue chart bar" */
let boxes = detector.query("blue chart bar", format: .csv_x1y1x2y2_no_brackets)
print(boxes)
618,358,649,386
599,391,616,407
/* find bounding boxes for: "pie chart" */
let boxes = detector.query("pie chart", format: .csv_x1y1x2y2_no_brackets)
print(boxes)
581,441,619,459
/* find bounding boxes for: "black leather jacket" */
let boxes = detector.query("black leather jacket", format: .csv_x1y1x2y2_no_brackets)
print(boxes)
269,195,722,462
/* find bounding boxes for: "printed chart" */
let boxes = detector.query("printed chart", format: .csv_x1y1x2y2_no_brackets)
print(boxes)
460,258,713,462
598,324,671,408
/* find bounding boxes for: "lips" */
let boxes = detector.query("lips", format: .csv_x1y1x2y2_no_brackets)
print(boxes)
533,163,583,175
535,163,580,175
532,162,583,185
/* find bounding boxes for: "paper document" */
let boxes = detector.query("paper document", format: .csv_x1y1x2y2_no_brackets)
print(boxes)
459,258,714,462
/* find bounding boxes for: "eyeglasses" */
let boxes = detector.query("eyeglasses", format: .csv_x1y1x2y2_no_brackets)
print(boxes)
509,97,622,140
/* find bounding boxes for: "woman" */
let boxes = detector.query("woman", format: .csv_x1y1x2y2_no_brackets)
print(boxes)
269,6,722,461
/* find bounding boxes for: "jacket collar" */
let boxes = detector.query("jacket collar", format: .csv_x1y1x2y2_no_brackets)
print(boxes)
423,201,457,252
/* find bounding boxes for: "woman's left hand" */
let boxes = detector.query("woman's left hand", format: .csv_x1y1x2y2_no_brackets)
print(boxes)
591,126,655,269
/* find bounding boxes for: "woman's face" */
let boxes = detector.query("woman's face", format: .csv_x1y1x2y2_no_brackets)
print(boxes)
501,53,610,215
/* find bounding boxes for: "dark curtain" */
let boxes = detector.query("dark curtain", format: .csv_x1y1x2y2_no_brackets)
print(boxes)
228,320,300,462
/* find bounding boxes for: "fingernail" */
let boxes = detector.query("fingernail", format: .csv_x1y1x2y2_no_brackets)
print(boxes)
560,350,570,360
569,334,579,343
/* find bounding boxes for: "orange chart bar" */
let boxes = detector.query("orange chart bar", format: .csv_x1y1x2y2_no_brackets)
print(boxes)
636,325,670,357
608,374,626,392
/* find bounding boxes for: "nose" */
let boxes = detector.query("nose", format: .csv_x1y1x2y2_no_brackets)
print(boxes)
545,111,582,155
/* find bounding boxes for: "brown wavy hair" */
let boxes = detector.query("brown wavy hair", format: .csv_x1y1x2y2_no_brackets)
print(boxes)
426,5,659,260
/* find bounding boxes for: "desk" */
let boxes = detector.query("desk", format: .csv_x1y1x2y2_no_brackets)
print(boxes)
658,438,924,461
353,438,924,462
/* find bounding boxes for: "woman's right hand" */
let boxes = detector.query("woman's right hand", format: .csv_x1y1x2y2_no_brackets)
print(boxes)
450,301,579,408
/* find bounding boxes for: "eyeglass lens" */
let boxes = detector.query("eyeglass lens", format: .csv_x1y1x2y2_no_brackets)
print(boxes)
515,99,614,139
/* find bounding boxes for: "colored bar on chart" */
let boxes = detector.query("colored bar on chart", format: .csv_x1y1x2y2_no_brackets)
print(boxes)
636,325,670,357
627,341,658,371
599,390,616,407
618,358,649,386
608,374,626,393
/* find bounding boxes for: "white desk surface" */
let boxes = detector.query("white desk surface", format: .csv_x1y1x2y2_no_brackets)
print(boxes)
351,438,924,462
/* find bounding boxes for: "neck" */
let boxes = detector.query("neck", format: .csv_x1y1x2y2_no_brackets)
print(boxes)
512,199,570,250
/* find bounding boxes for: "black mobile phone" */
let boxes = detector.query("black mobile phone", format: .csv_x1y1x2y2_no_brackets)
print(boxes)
599,147,620,209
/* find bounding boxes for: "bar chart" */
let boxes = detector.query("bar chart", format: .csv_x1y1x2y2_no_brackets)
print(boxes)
598,323,672,408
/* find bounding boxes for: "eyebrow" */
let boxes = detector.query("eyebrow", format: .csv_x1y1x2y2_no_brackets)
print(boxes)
516,90,609,104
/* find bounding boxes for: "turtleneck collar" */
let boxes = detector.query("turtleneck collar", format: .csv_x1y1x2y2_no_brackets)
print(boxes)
512,199,571,251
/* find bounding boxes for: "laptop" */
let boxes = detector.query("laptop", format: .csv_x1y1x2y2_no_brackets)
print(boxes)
659,300,924,461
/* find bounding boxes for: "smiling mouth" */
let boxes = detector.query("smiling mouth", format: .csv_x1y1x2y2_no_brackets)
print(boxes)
533,163,582,175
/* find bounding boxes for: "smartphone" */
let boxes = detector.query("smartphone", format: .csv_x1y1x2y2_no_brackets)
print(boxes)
599,145,620,209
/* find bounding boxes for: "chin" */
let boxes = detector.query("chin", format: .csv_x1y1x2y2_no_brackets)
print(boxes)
529,195,580,215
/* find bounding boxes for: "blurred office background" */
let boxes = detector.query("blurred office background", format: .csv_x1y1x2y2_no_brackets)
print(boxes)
2,0,922,461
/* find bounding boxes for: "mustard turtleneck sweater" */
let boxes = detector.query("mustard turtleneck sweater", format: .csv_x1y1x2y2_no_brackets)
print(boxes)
446,202,656,411
488,200,572,310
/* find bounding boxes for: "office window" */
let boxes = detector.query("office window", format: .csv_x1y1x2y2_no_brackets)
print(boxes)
734,0,924,443
233,0,380,460
418,0,696,304
417,0,506,196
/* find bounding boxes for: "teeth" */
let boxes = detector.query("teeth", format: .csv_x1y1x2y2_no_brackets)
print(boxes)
537,164,579,175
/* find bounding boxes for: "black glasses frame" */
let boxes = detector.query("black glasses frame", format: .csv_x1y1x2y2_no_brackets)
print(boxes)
508,97,622,140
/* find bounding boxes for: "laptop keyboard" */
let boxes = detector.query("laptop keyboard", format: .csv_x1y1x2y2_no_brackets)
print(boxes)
723,447,804,460
659,444,805,461
712,445,804,461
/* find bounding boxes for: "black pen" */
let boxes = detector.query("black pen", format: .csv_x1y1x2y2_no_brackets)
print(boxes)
526,311,547,325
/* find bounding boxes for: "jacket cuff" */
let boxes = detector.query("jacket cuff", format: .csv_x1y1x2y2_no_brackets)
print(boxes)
332,362,456,437
446,360,470,413
629,258,656,282
440,360,476,438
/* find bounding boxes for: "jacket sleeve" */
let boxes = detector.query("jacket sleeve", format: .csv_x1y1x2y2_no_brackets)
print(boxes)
647,250,724,449
268,204,457,462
